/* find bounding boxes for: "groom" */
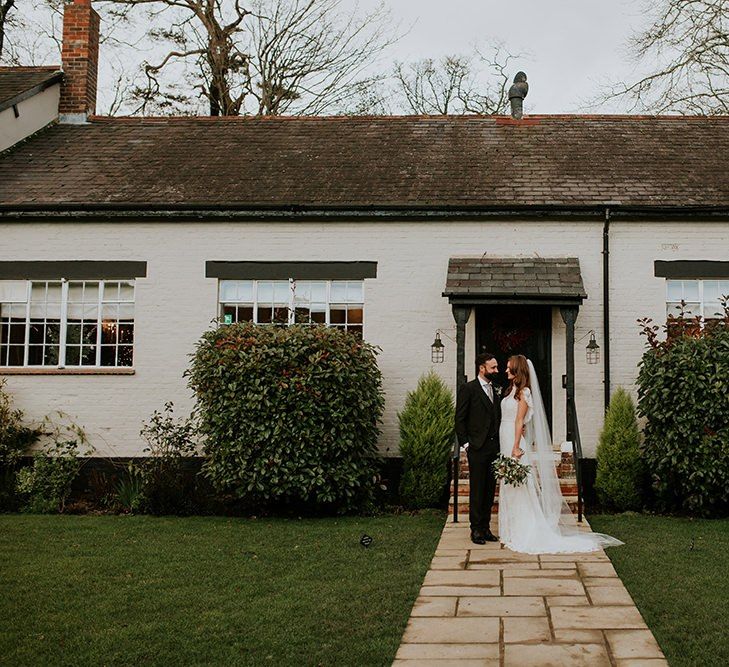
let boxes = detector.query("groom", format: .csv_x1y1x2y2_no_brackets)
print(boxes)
455,352,501,545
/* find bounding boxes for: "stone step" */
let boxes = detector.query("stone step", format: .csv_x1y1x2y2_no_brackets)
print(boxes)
451,480,579,497
448,497,581,515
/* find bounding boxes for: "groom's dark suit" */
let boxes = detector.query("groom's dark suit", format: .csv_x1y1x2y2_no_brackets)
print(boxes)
455,378,501,536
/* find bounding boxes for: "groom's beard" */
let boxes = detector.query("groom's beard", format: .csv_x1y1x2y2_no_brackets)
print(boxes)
486,372,500,382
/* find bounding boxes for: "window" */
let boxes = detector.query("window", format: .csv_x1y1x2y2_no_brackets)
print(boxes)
0,279,135,368
666,279,729,322
220,279,364,338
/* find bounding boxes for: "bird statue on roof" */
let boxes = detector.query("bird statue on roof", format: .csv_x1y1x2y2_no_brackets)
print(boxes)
508,72,529,120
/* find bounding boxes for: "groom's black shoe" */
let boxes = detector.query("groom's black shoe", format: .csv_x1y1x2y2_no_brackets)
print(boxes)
483,531,499,542
470,531,487,545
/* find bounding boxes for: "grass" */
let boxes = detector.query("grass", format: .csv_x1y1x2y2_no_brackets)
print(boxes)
590,513,729,667
0,511,444,666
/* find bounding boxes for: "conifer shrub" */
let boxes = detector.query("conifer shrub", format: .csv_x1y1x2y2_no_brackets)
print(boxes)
398,371,455,509
595,387,645,511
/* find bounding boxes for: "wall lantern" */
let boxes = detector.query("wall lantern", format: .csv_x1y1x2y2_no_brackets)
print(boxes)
431,332,445,363
586,330,600,365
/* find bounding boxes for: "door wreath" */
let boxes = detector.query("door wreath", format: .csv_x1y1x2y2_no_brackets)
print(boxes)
491,311,534,352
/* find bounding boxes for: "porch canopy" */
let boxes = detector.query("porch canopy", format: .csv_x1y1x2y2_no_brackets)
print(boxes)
443,256,586,306
442,256,587,453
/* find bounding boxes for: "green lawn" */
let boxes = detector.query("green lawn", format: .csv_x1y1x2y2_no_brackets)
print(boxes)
0,512,444,666
590,514,729,667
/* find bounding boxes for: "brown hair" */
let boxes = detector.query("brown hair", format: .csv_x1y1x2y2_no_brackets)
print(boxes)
506,354,530,401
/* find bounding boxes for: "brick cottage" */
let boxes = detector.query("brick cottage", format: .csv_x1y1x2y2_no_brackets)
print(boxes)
1,0,728,475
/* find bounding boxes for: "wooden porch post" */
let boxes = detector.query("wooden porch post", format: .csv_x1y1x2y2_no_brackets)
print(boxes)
560,305,578,442
452,305,471,389
450,304,471,524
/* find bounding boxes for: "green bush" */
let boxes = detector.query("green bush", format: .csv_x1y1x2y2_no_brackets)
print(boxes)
595,387,645,511
186,322,385,513
637,303,729,516
136,402,198,515
0,380,41,510
15,415,92,514
398,371,455,509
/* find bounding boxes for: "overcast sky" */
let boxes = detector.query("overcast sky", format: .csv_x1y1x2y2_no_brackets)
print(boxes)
361,0,648,113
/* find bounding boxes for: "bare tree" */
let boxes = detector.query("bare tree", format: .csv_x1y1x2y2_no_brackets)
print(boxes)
393,46,516,115
114,0,397,116
600,0,729,114
0,0,16,58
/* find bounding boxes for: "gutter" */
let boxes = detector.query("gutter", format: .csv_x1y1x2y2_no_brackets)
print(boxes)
2,204,729,222
603,207,611,411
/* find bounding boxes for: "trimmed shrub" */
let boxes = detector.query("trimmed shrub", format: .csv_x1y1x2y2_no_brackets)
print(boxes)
595,387,645,511
186,322,385,513
398,371,455,509
637,301,729,516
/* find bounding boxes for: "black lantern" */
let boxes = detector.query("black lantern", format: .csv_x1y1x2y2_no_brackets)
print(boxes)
431,332,445,363
586,331,600,365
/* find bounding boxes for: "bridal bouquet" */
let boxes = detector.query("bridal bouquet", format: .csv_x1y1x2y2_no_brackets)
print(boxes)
492,454,531,487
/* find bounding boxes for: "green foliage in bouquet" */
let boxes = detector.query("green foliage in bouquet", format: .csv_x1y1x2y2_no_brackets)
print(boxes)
595,387,646,512
398,371,455,509
492,454,531,487
186,322,385,513
637,298,729,516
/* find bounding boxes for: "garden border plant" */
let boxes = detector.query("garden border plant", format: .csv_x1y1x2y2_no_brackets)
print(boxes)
398,371,455,509
637,298,729,516
186,321,386,514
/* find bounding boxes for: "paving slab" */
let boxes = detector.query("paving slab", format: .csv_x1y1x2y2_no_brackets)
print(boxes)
605,629,666,659
552,628,606,643
410,596,458,617
395,643,499,660
457,596,546,617
614,660,669,667
424,570,500,587
504,577,586,597
401,617,500,644
588,585,636,606
419,585,500,597
504,643,611,666
503,616,551,643
551,605,648,630
579,561,619,577
429,555,467,570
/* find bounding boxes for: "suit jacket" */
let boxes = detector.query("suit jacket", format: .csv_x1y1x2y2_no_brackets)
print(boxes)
455,378,501,452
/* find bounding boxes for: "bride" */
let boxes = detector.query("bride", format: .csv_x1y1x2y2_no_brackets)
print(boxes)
498,354,623,554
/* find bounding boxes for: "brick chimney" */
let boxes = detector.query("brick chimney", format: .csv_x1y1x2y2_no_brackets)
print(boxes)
59,0,100,122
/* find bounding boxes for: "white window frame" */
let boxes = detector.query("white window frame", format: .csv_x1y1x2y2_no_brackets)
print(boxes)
0,278,135,368
666,278,729,325
219,278,365,333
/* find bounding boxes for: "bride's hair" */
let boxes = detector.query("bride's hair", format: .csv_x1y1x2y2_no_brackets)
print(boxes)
506,354,530,401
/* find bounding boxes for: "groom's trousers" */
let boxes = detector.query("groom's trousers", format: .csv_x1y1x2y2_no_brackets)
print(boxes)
466,437,499,535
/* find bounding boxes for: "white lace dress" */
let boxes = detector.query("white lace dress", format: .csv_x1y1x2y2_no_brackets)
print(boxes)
498,387,604,554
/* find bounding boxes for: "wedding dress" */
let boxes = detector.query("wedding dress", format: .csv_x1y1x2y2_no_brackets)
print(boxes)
497,360,623,554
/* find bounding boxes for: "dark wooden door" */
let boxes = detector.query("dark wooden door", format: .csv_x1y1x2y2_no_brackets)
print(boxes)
475,305,553,432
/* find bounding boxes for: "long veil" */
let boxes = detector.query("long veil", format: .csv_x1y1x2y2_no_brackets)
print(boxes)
525,359,623,547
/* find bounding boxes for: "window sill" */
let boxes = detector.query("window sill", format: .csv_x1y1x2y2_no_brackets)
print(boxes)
0,367,136,375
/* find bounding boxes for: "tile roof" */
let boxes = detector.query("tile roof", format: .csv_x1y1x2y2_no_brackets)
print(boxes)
0,66,62,112
444,257,587,300
1,114,728,211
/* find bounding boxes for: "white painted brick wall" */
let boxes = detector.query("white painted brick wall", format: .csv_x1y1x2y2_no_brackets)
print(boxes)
1,218,726,458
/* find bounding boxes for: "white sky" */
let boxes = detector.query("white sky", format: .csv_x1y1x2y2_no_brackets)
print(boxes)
362,0,648,113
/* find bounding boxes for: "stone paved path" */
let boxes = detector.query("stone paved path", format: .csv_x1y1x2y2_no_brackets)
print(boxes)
393,515,667,667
